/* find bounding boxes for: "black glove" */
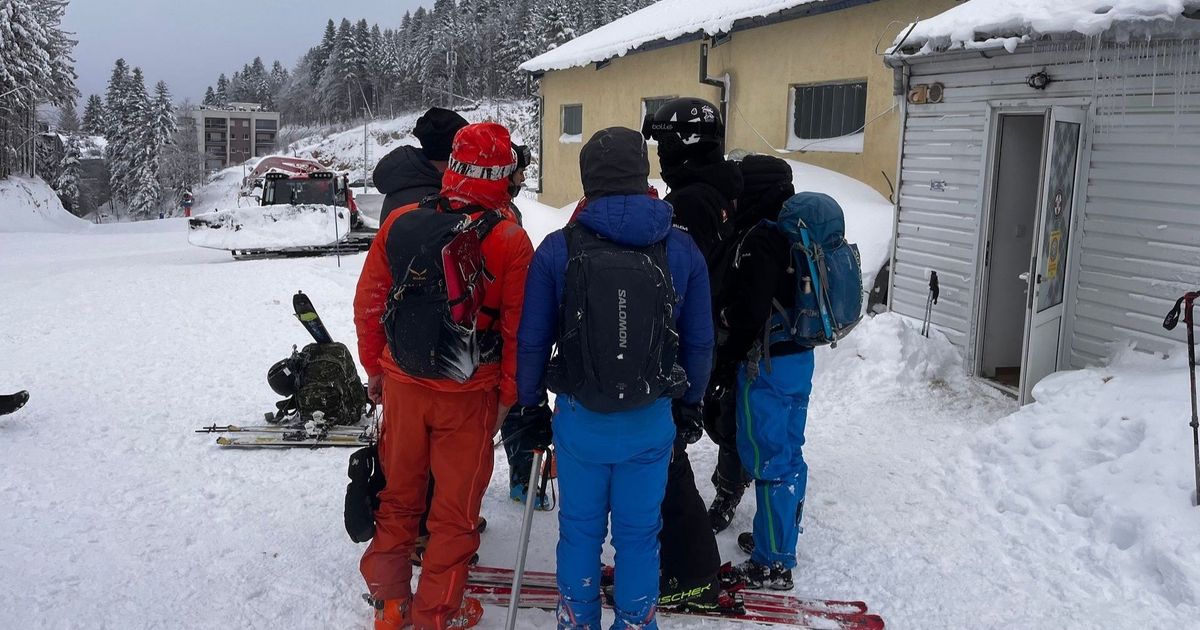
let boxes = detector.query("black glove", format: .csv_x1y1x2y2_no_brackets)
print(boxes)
672,401,704,446
514,402,553,450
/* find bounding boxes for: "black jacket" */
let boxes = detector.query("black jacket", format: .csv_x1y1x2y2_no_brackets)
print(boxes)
715,222,807,373
373,146,443,222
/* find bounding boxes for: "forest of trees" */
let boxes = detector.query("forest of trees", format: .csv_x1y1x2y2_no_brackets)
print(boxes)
201,0,655,125
0,0,77,179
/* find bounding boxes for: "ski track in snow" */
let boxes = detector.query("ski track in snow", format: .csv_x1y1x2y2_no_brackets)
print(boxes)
2,217,1198,628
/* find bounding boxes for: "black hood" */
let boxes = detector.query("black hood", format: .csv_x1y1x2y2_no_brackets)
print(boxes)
374,145,442,196
580,127,650,199
662,157,743,206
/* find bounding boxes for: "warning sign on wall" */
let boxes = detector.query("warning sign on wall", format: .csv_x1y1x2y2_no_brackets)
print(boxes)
1046,230,1063,279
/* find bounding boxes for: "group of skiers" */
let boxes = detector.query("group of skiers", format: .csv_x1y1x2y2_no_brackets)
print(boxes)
353,99,825,630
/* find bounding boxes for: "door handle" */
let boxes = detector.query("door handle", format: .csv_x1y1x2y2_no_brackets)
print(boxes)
1018,272,1030,282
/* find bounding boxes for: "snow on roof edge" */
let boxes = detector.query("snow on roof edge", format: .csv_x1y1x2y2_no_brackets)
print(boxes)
520,0,828,74
889,0,1200,58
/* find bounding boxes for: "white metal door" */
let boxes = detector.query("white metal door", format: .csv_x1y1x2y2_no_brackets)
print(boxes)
1020,107,1086,404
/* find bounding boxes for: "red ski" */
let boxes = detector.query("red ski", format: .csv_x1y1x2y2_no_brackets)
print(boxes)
467,565,884,628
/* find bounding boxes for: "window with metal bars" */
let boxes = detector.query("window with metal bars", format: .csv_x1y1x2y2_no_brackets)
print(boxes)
792,81,868,140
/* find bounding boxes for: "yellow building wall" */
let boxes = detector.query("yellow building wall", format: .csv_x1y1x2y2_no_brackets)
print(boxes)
535,0,958,207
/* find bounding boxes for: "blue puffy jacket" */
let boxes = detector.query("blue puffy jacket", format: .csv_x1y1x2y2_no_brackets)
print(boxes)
517,193,714,408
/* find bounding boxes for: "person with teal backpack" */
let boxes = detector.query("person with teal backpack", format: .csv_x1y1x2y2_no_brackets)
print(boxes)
714,190,862,589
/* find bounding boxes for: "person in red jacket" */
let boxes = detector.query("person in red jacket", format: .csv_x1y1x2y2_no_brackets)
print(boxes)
355,122,534,630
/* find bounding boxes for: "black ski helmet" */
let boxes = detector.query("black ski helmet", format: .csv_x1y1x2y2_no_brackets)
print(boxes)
268,358,299,397
642,97,725,153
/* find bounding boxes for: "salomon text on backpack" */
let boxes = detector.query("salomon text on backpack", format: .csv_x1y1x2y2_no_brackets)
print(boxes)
546,224,687,413
383,200,503,382
770,192,863,347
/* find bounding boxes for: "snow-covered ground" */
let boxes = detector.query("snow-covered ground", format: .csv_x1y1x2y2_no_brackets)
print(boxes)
2,176,1199,629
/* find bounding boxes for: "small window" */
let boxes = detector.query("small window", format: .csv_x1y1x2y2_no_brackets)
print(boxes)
642,97,675,121
561,104,583,141
256,119,277,130
789,81,867,152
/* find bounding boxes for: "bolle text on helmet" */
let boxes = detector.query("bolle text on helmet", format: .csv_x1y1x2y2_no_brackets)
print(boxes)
617,289,628,350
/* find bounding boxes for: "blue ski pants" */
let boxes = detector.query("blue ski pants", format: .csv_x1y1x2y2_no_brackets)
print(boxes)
736,351,815,569
553,397,675,630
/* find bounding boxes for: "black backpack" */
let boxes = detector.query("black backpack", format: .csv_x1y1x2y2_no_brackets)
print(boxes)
546,224,687,413
383,200,503,383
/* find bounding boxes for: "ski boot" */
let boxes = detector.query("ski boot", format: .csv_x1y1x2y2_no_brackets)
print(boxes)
437,596,484,628
716,562,747,593
510,483,552,511
364,595,411,630
707,487,744,533
733,559,793,591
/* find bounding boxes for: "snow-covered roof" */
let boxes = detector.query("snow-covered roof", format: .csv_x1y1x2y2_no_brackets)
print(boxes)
520,0,825,73
893,0,1200,56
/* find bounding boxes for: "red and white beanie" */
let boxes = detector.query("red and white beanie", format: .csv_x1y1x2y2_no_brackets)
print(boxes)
441,122,518,210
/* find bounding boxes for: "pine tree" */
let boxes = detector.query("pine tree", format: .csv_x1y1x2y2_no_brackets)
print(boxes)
54,135,81,214
103,59,131,203
57,97,80,132
81,94,105,135
317,18,357,119
311,19,337,87
0,0,79,177
202,86,216,107
215,73,230,107
114,67,153,216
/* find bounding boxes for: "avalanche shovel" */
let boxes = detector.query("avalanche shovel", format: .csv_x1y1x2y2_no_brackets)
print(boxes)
1164,291,1200,507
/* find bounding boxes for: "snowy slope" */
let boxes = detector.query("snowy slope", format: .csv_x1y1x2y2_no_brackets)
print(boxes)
0,177,90,233
896,0,1200,55
521,0,824,72
282,101,537,180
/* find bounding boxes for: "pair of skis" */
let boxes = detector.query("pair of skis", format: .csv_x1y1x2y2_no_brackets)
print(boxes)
463,565,884,628
200,292,372,448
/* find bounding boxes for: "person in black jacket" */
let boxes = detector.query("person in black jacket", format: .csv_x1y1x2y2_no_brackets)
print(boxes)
642,97,742,612
645,98,743,260
373,107,468,222
705,154,796,533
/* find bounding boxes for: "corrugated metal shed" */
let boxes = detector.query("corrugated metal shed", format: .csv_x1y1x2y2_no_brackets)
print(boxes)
892,38,1200,375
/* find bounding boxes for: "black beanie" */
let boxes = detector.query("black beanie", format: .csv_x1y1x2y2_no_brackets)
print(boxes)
579,127,650,199
413,107,469,162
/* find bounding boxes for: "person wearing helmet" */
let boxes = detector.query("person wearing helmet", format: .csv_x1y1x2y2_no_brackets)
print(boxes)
641,97,742,613
642,97,744,261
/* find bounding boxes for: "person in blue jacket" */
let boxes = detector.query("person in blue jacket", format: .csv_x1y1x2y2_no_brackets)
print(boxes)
517,127,714,630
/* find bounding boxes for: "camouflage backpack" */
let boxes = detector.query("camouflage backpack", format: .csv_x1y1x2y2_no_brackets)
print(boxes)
273,342,369,426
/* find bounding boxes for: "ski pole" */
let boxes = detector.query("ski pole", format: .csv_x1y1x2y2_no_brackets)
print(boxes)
505,448,546,630
1187,295,1199,507
921,271,940,338
1163,291,1200,506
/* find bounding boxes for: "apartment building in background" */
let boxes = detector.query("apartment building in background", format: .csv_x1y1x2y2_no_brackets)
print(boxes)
186,103,280,170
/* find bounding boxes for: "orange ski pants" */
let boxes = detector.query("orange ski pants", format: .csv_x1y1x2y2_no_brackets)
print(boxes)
360,377,497,629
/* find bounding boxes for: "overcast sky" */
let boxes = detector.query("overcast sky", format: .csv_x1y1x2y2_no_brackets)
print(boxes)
64,0,431,103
